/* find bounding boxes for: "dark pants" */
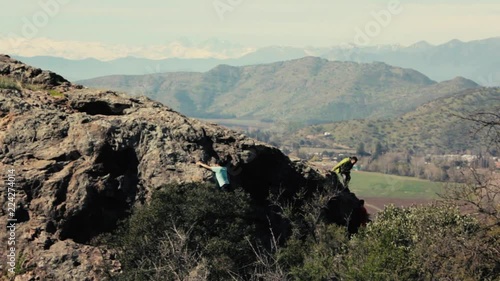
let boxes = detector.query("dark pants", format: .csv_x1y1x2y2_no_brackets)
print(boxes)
220,184,231,192
340,172,351,186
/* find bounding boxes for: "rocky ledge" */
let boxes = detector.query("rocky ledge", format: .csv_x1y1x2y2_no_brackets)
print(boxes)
0,55,366,280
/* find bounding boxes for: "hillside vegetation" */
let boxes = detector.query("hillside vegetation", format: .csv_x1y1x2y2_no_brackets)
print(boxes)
105,182,498,281
298,87,500,154
2,55,498,281
80,57,478,123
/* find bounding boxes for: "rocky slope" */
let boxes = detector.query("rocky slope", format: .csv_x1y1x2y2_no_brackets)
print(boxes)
298,87,500,154
0,55,367,280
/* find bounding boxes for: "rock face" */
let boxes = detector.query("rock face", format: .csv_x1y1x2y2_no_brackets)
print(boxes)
0,55,366,280
0,55,74,91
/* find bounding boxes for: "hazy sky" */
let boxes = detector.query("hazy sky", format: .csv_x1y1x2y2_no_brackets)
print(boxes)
1,0,499,47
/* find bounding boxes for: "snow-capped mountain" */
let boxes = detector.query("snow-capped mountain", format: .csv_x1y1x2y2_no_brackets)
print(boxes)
4,37,500,86
0,37,256,61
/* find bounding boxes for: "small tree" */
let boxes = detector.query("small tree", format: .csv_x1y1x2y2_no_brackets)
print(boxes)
445,107,500,226
459,110,500,154
372,142,385,160
356,142,368,156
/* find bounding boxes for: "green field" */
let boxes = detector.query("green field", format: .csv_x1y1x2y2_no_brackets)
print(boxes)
349,171,444,199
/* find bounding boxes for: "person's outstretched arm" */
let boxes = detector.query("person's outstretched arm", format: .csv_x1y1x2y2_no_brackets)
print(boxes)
196,161,212,171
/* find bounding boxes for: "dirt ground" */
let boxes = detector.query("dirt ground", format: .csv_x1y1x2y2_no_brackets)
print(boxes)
363,197,436,214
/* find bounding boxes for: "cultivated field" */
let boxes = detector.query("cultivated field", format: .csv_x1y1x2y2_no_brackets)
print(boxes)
349,171,443,213
350,171,443,199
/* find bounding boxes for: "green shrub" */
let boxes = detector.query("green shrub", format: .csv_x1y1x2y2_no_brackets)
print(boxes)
112,183,257,281
285,224,349,281
48,89,64,97
338,204,498,281
22,83,45,91
0,77,21,91
98,182,498,281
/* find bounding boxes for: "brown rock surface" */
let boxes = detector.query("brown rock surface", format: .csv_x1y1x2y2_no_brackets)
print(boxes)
0,55,365,280
0,55,77,91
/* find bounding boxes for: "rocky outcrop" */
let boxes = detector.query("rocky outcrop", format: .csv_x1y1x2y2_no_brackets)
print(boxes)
0,55,366,280
0,55,77,91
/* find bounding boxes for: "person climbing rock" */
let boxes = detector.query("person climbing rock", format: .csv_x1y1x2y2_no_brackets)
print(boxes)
331,156,358,188
196,160,231,191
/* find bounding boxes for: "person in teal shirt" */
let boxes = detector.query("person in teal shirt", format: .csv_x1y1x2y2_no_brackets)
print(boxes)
196,160,231,191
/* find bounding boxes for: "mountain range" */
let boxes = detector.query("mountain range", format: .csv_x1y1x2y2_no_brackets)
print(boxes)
8,37,500,85
80,57,479,123
1,37,255,60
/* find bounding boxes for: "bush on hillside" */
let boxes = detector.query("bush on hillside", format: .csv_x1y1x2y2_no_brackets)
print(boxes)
111,183,257,281
99,180,498,281
337,204,499,281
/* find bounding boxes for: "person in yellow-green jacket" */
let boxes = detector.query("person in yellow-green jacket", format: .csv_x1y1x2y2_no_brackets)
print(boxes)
331,156,358,187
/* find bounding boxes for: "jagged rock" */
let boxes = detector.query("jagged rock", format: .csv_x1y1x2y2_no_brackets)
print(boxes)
0,56,366,280
13,240,120,281
0,55,79,91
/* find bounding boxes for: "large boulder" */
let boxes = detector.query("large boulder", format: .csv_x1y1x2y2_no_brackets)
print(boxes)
0,55,75,91
0,55,367,280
